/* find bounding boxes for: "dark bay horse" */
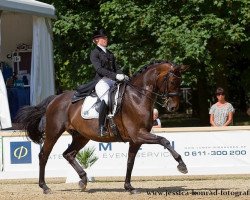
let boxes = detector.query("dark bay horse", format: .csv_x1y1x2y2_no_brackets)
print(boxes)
16,60,188,194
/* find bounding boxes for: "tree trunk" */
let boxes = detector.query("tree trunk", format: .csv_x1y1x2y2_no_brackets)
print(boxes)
197,68,210,126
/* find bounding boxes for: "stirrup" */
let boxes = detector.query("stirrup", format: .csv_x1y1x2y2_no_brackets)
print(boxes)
99,126,109,137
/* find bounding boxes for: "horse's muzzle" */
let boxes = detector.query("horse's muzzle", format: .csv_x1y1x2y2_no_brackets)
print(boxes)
163,97,179,112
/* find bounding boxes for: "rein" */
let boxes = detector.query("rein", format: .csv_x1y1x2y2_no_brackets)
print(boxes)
126,81,167,107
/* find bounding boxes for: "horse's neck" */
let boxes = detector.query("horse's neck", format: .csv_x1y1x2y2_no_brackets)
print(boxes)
131,69,157,89
128,71,158,108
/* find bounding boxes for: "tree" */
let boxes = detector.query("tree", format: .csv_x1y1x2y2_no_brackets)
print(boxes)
100,0,250,124
40,0,250,124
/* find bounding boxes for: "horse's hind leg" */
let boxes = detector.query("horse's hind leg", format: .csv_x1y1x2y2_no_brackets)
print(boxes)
63,131,90,191
39,133,62,194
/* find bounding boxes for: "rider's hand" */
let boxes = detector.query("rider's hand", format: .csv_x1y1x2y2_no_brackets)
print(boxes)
116,74,125,81
124,75,129,81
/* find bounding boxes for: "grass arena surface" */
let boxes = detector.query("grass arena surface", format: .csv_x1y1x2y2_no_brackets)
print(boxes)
0,175,250,200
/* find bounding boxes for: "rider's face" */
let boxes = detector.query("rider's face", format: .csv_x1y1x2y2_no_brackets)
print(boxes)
96,36,108,47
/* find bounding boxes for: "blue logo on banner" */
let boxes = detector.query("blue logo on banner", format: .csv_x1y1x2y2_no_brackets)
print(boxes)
10,141,32,164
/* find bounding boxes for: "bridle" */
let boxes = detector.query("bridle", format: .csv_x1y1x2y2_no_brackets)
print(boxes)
161,71,181,98
125,70,181,107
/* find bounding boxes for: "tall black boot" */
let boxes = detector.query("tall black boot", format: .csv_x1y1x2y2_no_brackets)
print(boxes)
99,100,108,137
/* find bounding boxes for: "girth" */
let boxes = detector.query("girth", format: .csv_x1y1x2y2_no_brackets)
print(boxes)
108,82,126,115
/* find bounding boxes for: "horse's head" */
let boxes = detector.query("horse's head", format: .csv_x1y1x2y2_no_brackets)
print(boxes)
128,61,188,113
156,63,188,112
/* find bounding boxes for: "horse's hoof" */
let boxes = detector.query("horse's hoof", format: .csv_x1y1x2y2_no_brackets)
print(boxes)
43,188,52,194
177,163,188,174
130,189,140,194
125,183,140,194
79,180,87,191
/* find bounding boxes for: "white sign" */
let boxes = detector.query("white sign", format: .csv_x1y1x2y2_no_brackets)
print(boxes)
167,131,250,175
0,136,2,171
84,131,250,176
1,129,250,179
1,136,40,178
13,55,21,62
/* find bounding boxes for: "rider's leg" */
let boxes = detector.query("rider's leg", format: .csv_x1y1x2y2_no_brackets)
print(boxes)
95,78,115,137
98,100,108,136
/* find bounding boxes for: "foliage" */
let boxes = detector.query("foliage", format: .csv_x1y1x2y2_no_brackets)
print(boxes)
100,0,250,123
100,0,250,80
76,146,99,169
40,0,250,123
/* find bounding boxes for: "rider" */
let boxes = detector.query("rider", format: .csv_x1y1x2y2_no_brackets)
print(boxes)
73,28,128,137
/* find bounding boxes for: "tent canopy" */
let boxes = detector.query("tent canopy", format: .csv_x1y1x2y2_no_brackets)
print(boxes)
0,0,56,106
0,0,56,18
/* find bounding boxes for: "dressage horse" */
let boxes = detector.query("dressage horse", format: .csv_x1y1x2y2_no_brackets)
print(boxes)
16,60,188,194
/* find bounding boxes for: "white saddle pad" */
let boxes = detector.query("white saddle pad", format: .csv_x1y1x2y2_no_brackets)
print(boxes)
81,85,120,119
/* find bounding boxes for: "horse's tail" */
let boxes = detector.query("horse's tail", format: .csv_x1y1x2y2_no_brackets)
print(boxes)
15,95,57,144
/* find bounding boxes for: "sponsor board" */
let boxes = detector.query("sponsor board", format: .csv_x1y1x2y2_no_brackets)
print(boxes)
1,129,250,179
85,130,250,176
0,136,2,171
10,141,32,164
2,137,40,172
66,130,250,182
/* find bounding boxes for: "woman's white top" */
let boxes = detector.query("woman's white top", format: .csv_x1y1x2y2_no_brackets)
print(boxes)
209,102,234,126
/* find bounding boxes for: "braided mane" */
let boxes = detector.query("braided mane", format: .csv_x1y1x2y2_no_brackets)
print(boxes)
131,60,177,78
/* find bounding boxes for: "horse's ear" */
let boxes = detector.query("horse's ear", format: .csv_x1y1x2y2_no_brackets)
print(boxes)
179,65,190,73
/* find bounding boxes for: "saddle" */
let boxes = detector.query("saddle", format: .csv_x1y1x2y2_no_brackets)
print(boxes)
72,80,97,103
72,83,126,138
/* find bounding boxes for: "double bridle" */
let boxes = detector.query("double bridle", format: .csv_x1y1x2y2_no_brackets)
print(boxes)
161,71,181,98
126,71,181,107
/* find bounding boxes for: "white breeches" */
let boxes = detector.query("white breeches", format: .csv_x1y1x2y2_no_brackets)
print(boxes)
95,77,115,104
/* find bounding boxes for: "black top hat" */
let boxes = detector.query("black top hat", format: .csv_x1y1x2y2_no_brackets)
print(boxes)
92,29,107,40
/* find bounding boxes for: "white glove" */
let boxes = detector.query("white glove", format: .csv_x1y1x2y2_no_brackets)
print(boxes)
116,74,125,81
124,75,129,81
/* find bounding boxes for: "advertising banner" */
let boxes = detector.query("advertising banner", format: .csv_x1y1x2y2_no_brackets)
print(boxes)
84,130,250,176
166,130,250,175
1,129,250,179
2,136,40,177
0,136,2,171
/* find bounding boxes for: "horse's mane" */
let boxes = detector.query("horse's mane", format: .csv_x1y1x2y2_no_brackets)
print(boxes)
131,60,177,78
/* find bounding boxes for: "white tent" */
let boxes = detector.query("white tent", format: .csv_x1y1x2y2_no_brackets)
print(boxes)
0,0,56,106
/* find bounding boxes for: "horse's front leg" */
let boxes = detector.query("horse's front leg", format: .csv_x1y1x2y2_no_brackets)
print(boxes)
124,142,141,194
159,136,188,174
136,132,188,174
